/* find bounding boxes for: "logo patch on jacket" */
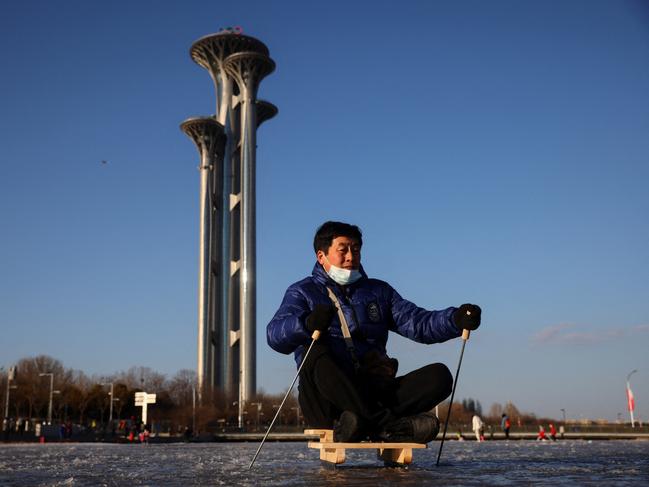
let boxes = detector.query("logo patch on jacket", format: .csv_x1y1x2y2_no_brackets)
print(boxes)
367,302,381,322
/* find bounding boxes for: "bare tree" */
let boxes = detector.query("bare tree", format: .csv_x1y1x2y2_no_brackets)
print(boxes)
489,402,504,419
116,366,167,392
504,401,522,418
168,369,196,408
0,368,7,417
74,374,95,425
59,383,83,422
14,356,65,421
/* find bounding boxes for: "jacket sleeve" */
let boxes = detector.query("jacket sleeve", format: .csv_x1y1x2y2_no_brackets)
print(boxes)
387,285,461,343
267,284,313,354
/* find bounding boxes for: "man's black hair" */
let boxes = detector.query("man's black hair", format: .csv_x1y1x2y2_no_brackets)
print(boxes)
313,221,363,254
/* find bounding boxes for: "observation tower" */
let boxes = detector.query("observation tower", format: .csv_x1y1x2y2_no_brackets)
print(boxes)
181,29,277,407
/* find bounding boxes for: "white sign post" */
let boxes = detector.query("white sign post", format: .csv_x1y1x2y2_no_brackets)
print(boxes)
134,392,157,425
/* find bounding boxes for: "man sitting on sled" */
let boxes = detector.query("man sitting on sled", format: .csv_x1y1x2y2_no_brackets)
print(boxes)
267,221,482,443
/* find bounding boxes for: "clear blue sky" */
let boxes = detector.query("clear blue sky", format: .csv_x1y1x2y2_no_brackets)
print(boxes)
1,0,648,422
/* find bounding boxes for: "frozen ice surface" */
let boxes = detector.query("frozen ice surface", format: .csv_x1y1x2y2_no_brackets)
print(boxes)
1,440,648,486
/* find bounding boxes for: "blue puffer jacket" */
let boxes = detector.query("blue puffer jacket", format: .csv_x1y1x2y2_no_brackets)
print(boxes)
267,263,461,377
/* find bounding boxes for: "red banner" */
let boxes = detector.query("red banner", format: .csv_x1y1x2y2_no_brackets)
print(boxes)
627,387,635,412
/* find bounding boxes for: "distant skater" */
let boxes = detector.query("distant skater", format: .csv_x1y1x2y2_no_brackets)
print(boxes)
472,414,484,442
501,413,511,439
537,425,548,441
549,423,557,441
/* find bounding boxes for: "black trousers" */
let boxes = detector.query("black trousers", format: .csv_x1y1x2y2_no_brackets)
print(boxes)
298,343,453,430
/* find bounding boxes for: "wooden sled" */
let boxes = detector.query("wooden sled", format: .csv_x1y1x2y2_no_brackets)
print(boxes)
305,429,427,466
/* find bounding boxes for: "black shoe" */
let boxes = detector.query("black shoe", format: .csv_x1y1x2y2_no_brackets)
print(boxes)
378,412,440,444
333,411,363,442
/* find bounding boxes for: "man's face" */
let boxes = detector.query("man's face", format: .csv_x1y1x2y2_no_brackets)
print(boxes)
317,236,361,271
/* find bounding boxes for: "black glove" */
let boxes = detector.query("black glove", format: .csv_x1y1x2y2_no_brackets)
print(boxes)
453,303,481,331
305,304,335,334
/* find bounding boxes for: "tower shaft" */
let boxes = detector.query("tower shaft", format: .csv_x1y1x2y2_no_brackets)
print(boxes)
180,118,226,399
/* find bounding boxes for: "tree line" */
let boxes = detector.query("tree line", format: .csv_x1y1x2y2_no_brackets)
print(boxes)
1,354,302,434
1,355,542,435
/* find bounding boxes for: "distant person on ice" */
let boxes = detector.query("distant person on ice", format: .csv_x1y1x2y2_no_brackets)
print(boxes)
267,221,482,443
472,414,485,442
501,413,511,439
537,425,548,441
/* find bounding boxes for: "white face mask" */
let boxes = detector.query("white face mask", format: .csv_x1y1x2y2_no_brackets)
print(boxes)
324,258,362,285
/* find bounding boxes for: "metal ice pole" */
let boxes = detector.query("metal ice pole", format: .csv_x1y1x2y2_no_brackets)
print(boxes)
249,331,322,469
437,329,470,466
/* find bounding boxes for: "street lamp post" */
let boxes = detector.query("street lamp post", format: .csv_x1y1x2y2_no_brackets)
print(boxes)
101,383,114,424
559,408,567,439
4,367,17,422
626,369,638,428
39,373,54,425
52,390,60,422
113,398,120,418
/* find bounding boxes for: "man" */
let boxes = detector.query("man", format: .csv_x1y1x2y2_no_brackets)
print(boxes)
472,414,485,442
537,425,548,441
501,413,511,439
267,221,482,443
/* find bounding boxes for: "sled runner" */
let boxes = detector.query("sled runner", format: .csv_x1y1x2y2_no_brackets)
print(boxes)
305,429,427,466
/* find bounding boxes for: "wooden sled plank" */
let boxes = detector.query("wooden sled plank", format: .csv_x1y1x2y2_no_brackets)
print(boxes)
305,429,426,466
378,446,412,465
309,441,426,449
304,429,334,442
